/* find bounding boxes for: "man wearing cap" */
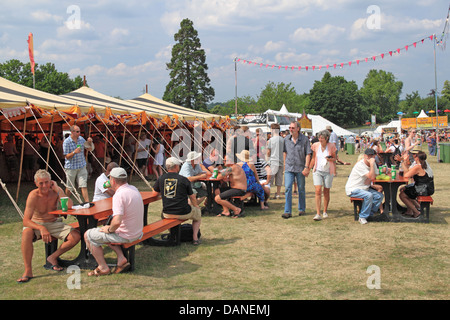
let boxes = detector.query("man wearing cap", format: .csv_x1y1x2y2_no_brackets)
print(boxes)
179,151,208,205
345,148,384,224
153,157,202,245
85,167,144,276
63,125,94,202
326,125,339,156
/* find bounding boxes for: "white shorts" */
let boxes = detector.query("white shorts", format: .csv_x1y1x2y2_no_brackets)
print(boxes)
313,170,334,189
85,227,141,247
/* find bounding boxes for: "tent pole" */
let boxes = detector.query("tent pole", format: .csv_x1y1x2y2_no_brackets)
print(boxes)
45,115,55,171
129,125,142,183
119,125,127,166
103,124,108,169
16,114,27,202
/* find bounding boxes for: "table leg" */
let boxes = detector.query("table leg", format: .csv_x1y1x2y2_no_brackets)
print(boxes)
204,181,222,215
56,216,99,270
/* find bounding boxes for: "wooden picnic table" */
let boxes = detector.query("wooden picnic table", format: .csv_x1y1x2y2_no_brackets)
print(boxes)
199,177,224,215
373,176,409,222
47,191,160,269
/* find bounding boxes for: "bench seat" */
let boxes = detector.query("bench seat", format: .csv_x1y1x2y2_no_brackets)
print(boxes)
417,196,433,223
350,197,364,221
110,218,185,272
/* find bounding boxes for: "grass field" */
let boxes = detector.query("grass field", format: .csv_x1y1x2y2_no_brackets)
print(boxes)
0,150,449,300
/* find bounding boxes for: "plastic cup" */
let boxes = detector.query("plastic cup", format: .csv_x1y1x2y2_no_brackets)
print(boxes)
103,180,111,188
60,197,69,212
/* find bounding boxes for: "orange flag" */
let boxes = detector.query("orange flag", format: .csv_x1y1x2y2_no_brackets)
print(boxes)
27,33,35,75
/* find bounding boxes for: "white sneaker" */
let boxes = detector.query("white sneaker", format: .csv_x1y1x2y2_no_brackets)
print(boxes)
323,212,328,218
359,217,368,225
313,214,322,221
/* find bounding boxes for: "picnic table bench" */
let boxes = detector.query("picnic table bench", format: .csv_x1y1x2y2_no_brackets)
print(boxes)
417,195,433,223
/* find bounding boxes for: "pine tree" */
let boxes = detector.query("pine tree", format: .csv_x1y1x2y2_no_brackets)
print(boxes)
163,18,215,111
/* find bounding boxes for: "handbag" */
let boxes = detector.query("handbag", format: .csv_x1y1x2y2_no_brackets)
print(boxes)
414,184,428,196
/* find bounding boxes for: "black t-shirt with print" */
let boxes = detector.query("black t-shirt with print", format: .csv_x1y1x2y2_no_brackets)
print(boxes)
153,172,193,215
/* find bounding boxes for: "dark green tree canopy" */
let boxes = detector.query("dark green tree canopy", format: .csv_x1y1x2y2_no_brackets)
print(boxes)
308,72,363,127
0,59,84,95
163,18,215,111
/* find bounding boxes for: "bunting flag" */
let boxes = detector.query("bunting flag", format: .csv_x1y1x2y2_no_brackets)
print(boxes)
436,5,450,49
27,33,35,75
235,35,436,73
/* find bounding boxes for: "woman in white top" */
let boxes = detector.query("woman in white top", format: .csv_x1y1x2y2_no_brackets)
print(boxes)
309,130,337,221
151,138,165,180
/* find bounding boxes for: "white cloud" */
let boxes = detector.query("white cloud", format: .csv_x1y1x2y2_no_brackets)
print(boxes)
30,10,63,23
263,41,286,53
110,28,130,37
349,14,443,40
290,24,346,43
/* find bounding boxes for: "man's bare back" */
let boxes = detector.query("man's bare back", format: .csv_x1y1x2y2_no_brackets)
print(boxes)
226,164,247,191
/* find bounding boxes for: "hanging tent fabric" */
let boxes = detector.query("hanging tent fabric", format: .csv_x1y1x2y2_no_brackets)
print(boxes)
128,93,220,121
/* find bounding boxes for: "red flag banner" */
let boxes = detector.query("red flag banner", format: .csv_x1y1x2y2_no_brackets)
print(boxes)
27,33,35,75
236,35,434,73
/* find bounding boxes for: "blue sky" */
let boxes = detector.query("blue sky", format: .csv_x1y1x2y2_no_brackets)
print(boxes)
1,0,449,107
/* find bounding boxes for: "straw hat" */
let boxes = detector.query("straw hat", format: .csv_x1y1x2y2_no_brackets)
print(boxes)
411,145,422,154
186,151,202,161
236,150,251,162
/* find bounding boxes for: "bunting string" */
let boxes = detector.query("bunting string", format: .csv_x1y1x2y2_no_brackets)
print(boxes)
235,34,436,72
436,4,450,50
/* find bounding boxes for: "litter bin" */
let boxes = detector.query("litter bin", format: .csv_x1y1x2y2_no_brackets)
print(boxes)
440,143,450,163
347,143,355,155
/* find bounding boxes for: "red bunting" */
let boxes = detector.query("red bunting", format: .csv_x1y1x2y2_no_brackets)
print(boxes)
236,34,435,73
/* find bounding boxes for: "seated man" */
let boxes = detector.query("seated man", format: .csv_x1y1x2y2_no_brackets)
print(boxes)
153,157,202,245
85,167,144,276
179,151,208,205
202,148,223,174
18,169,81,283
214,161,247,217
92,162,119,202
345,148,384,225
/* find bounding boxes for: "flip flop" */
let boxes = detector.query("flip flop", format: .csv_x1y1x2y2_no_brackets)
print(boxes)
113,262,131,274
88,267,111,277
217,212,230,217
44,264,64,272
17,276,33,284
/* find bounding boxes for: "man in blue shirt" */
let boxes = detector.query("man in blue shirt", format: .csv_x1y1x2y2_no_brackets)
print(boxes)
63,125,93,202
179,151,208,205
282,121,312,219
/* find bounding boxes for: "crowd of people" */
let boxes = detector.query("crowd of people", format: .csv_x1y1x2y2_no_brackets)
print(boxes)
4,123,441,282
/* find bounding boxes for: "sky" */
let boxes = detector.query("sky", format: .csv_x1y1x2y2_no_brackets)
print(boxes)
1,0,449,109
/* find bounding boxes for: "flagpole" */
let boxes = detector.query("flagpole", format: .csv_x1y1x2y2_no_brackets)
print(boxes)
433,34,440,162
234,57,238,118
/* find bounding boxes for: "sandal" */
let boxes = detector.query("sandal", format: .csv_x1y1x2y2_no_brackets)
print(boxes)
113,262,131,274
88,267,111,277
17,276,33,284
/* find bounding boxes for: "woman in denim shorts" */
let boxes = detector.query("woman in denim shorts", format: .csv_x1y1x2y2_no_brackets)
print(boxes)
309,130,337,221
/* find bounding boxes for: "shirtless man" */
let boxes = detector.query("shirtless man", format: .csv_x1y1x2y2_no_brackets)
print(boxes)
214,161,247,217
17,169,81,283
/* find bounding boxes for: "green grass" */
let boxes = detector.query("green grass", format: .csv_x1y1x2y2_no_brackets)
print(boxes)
0,151,449,300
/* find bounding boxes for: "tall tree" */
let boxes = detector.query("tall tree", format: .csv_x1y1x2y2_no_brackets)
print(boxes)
0,59,84,94
163,18,215,111
308,72,363,127
360,69,403,123
257,81,303,113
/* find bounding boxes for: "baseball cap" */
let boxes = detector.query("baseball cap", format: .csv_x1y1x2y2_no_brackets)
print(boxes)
166,157,182,167
109,167,127,179
364,148,376,155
